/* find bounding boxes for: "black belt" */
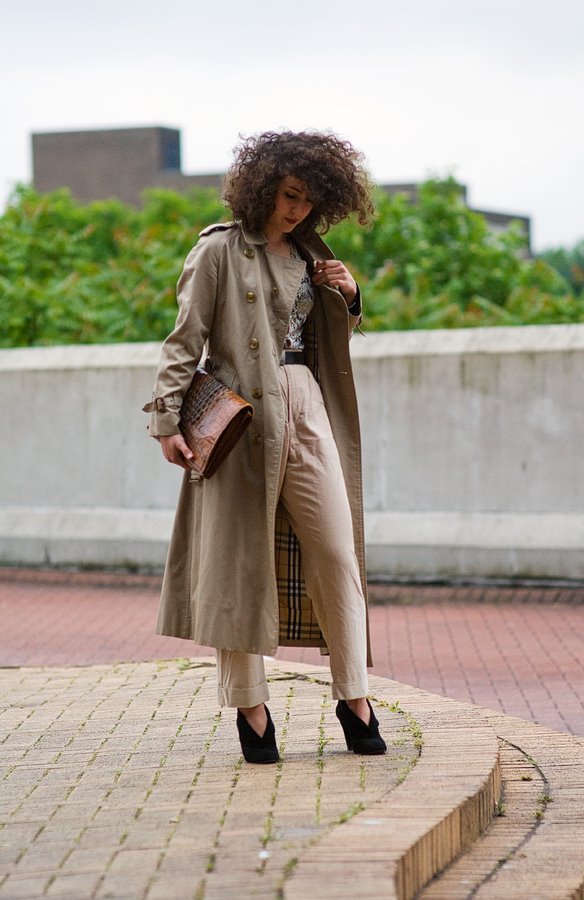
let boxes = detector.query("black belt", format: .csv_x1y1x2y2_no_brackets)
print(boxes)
279,349,305,365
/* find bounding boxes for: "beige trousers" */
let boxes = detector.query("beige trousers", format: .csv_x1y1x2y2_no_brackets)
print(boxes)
216,364,368,707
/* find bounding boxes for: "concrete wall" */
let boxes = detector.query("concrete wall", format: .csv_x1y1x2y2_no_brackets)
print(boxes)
1,325,583,578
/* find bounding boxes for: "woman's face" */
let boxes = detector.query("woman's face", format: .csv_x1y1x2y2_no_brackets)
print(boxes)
266,176,313,236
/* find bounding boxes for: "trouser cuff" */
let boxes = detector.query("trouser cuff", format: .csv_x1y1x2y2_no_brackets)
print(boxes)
217,681,270,708
331,679,369,701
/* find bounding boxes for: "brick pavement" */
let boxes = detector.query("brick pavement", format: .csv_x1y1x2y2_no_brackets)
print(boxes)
1,658,584,899
0,659,414,898
1,568,584,736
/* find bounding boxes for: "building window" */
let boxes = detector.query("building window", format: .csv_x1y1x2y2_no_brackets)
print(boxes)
161,131,181,171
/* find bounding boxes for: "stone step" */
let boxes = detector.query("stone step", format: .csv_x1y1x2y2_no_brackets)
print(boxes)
284,667,584,900
420,714,584,898
284,668,502,899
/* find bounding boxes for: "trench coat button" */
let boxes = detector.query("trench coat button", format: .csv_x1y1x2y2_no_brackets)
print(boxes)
249,337,259,350
251,388,263,399
244,248,255,259
251,432,262,444
246,291,256,303
271,286,279,296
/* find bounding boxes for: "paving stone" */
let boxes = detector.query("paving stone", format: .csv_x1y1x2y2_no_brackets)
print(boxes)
59,846,114,874
45,872,103,898
0,874,48,897
108,848,162,873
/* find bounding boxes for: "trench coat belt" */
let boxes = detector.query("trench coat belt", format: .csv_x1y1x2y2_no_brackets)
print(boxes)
279,349,305,365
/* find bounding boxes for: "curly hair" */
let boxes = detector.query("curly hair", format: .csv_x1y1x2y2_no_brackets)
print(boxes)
222,130,374,235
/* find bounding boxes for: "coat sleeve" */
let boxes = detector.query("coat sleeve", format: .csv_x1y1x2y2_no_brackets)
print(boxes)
143,236,221,437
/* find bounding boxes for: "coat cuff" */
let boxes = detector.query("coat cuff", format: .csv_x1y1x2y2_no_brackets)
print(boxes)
142,396,182,437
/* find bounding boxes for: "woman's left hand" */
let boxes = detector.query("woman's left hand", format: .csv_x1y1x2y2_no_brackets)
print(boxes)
312,260,357,305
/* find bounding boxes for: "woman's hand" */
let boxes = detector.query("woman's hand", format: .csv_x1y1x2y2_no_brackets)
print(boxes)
312,260,357,305
160,434,194,470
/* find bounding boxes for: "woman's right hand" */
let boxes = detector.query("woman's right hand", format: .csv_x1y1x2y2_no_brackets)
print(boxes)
160,434,194,470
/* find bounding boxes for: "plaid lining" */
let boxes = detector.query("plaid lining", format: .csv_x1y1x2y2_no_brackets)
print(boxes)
276,310,327,650
275,504,324,646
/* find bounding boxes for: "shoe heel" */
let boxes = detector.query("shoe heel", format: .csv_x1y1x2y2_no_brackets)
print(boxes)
338,721,353,751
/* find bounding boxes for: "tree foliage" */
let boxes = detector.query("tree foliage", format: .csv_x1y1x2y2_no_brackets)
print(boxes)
0,179,581,348
0,186,226,347
538,240,584,298
329,178,579,330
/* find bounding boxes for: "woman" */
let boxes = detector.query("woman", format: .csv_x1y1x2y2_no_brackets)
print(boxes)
144,130,386,763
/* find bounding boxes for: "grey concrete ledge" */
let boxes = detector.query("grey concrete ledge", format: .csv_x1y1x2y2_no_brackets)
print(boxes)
4,506,584,549
0,341,161,371
0,506,174,540
3,322,584,373
0,508,174,568
3,507,584,578
350,323,584,358
366,510,584,550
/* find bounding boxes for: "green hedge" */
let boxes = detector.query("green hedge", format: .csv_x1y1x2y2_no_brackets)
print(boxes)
0,179,581,348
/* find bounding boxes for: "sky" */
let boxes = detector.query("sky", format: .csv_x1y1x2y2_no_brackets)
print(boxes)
2,0,583,252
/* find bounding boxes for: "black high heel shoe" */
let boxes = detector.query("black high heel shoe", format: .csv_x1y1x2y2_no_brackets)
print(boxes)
236,705,280,764
336,700,387,755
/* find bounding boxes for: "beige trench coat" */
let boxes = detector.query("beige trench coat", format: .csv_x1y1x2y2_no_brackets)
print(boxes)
145,221,371,663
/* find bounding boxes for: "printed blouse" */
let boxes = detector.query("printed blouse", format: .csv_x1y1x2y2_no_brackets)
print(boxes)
283,242,314,350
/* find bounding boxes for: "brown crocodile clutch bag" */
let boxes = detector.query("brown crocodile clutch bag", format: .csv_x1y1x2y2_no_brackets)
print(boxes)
179,368,253,478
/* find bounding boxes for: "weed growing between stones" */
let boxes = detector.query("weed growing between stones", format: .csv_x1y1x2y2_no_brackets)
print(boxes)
257,684,293,874
377,698,423,784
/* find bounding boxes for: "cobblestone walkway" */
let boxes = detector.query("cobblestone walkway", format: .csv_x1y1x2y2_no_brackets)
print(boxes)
2,659,583,899
0,660,414,899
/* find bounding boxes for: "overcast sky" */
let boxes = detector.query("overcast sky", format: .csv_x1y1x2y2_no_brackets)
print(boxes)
2,0,583,251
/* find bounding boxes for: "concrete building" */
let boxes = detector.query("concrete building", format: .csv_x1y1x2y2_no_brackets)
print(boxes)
32,126,222,208
32,126,531,253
